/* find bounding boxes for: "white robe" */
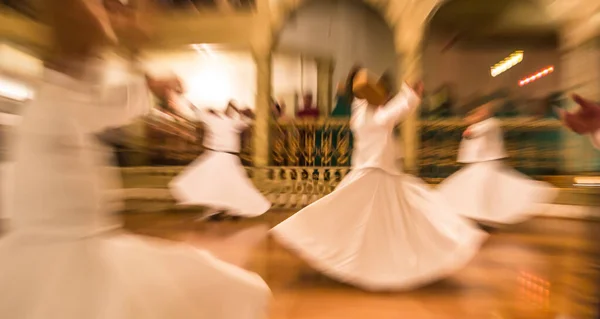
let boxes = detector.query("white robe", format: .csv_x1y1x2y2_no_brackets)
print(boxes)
439,117,558,224
271,84,487,292
170,110,271,217
0,68,270,319
456,117,507,163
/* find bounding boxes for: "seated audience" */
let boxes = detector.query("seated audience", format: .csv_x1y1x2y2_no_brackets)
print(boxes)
331,65,361,117
296,93,319,119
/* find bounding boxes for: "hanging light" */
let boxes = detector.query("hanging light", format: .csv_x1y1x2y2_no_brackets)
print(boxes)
0,76,33,102
518,66,554,87
491,51,524,77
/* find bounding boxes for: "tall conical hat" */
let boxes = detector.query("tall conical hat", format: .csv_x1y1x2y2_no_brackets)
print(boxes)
352,68,388,106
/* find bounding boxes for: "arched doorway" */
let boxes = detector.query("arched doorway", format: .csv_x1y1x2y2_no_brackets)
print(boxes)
267,0,397,173
420,0,562,179
271,0,396,119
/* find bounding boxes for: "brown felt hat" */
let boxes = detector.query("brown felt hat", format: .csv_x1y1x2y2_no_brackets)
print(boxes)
352,68,388,106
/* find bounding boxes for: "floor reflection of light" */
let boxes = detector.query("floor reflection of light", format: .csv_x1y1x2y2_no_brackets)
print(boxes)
517,270,551,310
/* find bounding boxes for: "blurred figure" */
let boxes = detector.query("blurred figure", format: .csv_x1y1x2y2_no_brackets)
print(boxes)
170,101,271,220
162,78,197,122
560,95,600,319
271,69,486,291
331,65,361,117
0,1,270,319
376,70,404,169
270,97,284,119
331,82,350,117
438,103,557,225
296,92,319,119
560,95,600,148
377,70,395,101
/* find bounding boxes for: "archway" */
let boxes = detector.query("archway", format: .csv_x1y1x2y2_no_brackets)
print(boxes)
420,0,562,178
271,0,396,118
423,0,560,117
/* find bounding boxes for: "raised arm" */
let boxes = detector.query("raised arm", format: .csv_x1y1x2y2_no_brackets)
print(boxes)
76,74,153,134
560,95,600,149
166,92,197,121
233,109,255,131
372,83,421,127
194,108,217,123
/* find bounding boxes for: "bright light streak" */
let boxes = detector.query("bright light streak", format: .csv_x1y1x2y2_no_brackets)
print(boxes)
0,76,33,101
518,66,554,87
491,51,524,77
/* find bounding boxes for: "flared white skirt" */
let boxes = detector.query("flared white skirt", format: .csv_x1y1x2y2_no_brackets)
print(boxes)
271,168,487,292
438,161,558,224
0,230,271,319
170,151,271,217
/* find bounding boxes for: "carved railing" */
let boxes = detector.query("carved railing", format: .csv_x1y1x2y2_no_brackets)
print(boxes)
269,117,564,179
257,166,352,209
143,114,201,165
114,111,253,166
117,116,566,180
270,118,353,167
121,165,352,209
419,117,564,180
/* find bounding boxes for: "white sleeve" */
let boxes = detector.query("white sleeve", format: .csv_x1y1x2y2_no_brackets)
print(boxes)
76,76,153,134
373,83,421,126
351,98,367,112
233,113,253,131
195,108,213,123
168,93,197,122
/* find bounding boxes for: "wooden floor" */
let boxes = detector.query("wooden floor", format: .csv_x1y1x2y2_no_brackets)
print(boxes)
122,210,600,319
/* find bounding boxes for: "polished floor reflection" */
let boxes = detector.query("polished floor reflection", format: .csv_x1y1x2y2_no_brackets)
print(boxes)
122,210,600,319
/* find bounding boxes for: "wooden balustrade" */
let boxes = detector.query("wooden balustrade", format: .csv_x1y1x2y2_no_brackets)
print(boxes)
114,116,567,180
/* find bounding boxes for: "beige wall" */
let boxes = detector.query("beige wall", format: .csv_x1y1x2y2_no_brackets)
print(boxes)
272,53,318,116
423,35,561,108
276,0,396,102
142,50,257,109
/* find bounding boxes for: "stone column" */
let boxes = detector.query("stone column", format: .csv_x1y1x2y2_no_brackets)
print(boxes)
316,58,334,114
395,43,423,174
252,51,272,168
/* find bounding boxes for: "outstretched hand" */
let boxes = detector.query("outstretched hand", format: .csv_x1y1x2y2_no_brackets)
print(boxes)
240,108,255,119
146,75,184,99
559,94,600,134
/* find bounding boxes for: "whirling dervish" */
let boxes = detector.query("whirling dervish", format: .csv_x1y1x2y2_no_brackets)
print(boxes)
271,68,487,292
438,103,558,225
170,101,271,220
0,1,270,318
